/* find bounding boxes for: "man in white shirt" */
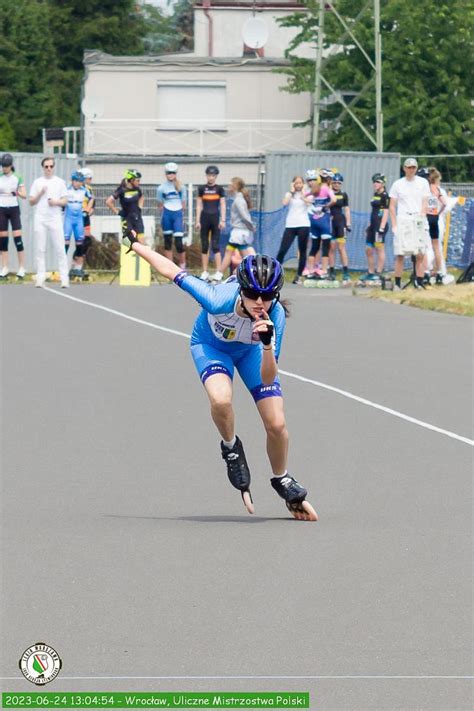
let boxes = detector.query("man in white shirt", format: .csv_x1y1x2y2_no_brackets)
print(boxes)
29,157,69,288
389,157,431,290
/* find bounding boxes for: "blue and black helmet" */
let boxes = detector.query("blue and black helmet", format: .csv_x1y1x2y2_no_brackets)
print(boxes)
237,254,284,297
332,172,344,182
71,171,84,182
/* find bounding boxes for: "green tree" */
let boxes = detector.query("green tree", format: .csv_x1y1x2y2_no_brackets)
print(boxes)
278,0,473,170
0,0,64,151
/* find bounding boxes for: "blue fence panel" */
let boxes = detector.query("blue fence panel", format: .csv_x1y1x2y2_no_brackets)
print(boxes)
221,198,473,271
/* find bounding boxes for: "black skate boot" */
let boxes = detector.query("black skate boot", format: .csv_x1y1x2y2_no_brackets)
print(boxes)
220,437,254,514
270,474,318,521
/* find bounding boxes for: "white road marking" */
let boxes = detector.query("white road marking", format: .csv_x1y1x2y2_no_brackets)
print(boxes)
43,287,474,447
1,674,472,680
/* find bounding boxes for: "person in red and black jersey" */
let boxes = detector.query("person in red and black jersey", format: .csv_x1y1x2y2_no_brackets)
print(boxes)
196,165,226,281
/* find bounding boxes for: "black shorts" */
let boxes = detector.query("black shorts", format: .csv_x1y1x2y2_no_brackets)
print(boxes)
200,212,220,254
366,224,387,246
427,214,439,240
0,206,22,232
121,213,144,237
331,214,346,239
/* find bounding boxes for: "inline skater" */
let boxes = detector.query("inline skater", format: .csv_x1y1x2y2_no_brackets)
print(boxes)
196,165,225,281
276,176,311,284
0,153,27,279
64,172,94,279
360,173,390,284
156,162,186,270
106,170,145,244
122,236,318,522
328,172,351,282
305,174,336,280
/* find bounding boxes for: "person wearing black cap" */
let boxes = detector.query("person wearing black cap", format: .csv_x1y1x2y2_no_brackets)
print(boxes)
196,165,226,281
0,153,27,279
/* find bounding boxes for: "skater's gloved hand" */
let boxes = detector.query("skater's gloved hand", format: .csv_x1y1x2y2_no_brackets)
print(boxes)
346,225,352,232
253,312,274,346
122,228,139,253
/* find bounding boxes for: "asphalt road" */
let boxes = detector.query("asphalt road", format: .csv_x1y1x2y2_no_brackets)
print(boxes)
1,283,472,711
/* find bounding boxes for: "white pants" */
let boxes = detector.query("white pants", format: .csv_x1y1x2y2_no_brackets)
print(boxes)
34,215,69,284
393,214,430,257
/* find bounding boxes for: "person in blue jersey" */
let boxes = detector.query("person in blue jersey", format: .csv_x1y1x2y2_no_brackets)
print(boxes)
122,233,318,521
64,172,94,277
156,162,186,270
305,176,336,280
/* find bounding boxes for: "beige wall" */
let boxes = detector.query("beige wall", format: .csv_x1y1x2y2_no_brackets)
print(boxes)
84,63,311,155
83,162,261,185
194,8,314,58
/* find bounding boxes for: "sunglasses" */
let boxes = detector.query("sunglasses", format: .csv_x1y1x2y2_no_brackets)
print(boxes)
44,165,54,169
241,289,278,301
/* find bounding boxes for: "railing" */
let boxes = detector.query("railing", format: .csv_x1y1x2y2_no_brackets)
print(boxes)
84,118,310,156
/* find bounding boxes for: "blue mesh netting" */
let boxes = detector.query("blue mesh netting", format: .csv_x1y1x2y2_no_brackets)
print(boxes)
220,198,473,271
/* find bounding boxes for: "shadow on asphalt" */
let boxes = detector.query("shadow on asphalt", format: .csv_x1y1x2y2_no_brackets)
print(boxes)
104,514,288,524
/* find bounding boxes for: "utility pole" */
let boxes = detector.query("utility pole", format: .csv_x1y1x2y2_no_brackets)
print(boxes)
311,1,383,152
311,0,325,149
374,0,383,151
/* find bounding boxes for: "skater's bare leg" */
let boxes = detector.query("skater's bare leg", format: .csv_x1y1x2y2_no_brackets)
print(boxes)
256,396,288,475
203,374,235,441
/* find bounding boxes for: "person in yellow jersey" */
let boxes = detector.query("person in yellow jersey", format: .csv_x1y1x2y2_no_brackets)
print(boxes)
106,170,145,242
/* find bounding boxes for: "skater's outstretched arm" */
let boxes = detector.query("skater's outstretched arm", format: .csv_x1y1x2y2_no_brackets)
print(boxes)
131,242,181,281
129,239,238,313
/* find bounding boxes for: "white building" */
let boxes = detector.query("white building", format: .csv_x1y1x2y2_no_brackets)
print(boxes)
81,1,313,184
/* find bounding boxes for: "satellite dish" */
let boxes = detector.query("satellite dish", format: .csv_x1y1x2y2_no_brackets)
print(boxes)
81,97,104,119
242,17,269,49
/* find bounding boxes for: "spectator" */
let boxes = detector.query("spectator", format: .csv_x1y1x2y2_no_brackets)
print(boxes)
217,178,255,279
64,172,94,278
105,170,145,245
156,162,186,270
360,173,390,283
426,167,448,284
196,165,225,281
328,172,351,282
29,157,69,288
276,176,310,285
305,176,336,280
0,153,27,279
389,158,431,291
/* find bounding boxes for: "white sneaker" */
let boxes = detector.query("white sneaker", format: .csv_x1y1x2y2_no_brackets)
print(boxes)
61,281,69,289
35,280,45,288
200,270,210,281
211,271,223,282
16,267,25,278
0,266,9,278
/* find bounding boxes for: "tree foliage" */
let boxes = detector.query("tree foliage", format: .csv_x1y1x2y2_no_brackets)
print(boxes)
0,0,192,151
278,0,472,167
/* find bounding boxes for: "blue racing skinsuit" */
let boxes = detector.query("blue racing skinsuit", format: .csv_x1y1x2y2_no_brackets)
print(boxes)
174,273,286,402
64,185,91,243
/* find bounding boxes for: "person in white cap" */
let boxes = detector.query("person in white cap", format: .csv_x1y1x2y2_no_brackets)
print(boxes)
389,157,431,290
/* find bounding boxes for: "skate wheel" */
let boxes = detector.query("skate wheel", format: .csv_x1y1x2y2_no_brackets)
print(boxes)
286,500,318,521
242,490,254,515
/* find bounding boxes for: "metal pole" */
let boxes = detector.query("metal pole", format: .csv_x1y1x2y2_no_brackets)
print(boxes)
374,0,383,151
312,0,325,149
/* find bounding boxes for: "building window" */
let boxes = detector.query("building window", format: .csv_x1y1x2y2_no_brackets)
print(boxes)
157,81,226,130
